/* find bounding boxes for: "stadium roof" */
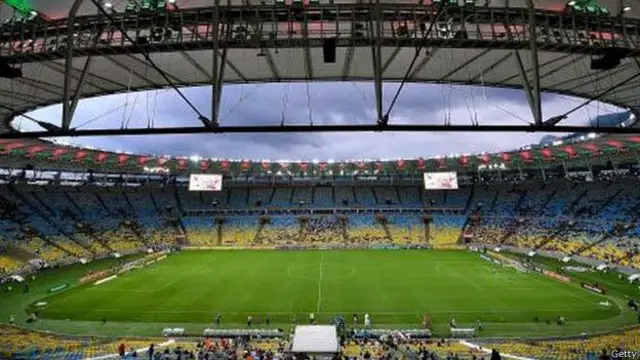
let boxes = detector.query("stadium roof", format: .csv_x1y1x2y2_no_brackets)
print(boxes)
3,0,639,20
0,0,638,169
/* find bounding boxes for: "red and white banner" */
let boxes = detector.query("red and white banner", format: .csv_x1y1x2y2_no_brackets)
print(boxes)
189,174,223,191
542,270,571,283
423,172,458,190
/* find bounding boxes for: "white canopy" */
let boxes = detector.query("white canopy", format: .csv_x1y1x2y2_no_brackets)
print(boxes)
290,325,339,354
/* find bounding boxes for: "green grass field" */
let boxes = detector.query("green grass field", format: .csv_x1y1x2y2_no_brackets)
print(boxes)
29,249,630,337
2,249,637,338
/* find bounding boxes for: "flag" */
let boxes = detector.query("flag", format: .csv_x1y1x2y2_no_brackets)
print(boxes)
49,148,68,161
540,148,553,160
519,151,532,162
73,150,89,162
138,156,151,166
200,160,210,172
563,146,577,157
95,153,109,163
241,160,251,172
117,154,129,166
220,160,231,172
26,145,47,158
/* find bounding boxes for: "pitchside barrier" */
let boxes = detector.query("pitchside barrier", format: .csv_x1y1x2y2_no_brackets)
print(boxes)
451,328,475,338
582,283,607,294
183,244,431,251
352,329,431,339
202,329,283,338
162,328,186,337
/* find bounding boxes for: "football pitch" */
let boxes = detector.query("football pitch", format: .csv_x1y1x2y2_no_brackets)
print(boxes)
37,249,622,335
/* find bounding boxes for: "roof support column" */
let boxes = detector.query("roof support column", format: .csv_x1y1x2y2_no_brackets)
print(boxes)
68,56,94,122
513,50,537,123
210,0,223,127
302,9,313,81
62,0,85,131
371,0,385,125
526,0,542,126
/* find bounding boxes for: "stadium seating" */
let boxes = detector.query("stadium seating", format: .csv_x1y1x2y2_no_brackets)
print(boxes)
0,179,638,274
3,322,638,360
480,328,640,360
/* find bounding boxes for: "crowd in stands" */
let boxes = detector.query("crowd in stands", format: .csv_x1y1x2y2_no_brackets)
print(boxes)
2,323,640,360
1,178,640,275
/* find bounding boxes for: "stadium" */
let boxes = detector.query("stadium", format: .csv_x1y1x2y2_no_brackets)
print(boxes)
1,0,640,359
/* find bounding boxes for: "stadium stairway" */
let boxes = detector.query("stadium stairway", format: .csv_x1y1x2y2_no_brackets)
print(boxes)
4,245,36,262
10,187,96,258
252,217,269,244
376,214,394,243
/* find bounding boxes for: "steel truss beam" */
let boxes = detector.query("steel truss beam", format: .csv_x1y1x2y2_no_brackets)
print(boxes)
4,124,640,139
5,5,638,66
210,0,224,128
526,0,542,126
514,50,536,125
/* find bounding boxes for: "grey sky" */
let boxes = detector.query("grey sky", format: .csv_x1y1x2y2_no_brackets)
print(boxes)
15,82,622,161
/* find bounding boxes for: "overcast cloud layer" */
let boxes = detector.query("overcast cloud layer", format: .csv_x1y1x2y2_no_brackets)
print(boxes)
15,82,621,160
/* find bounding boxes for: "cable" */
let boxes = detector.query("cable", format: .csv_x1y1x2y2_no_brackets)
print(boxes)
88,0,210,126
554,69,640,120
222,84,266,122
306,82,313,126
0,103,43,124
74,106,124,129
383,2,446,120
122,68,132,129
280,48,294,126
352,82,376,122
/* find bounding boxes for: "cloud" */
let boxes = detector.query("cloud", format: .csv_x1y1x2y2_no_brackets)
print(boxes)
16,82,623,160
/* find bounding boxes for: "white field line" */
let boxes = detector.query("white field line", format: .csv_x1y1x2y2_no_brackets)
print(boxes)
316,250,324,313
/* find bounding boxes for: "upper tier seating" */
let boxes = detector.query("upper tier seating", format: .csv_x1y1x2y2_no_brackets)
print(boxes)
0,180,638,273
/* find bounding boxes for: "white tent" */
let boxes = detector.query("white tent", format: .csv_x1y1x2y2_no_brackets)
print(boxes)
290,326,339,354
